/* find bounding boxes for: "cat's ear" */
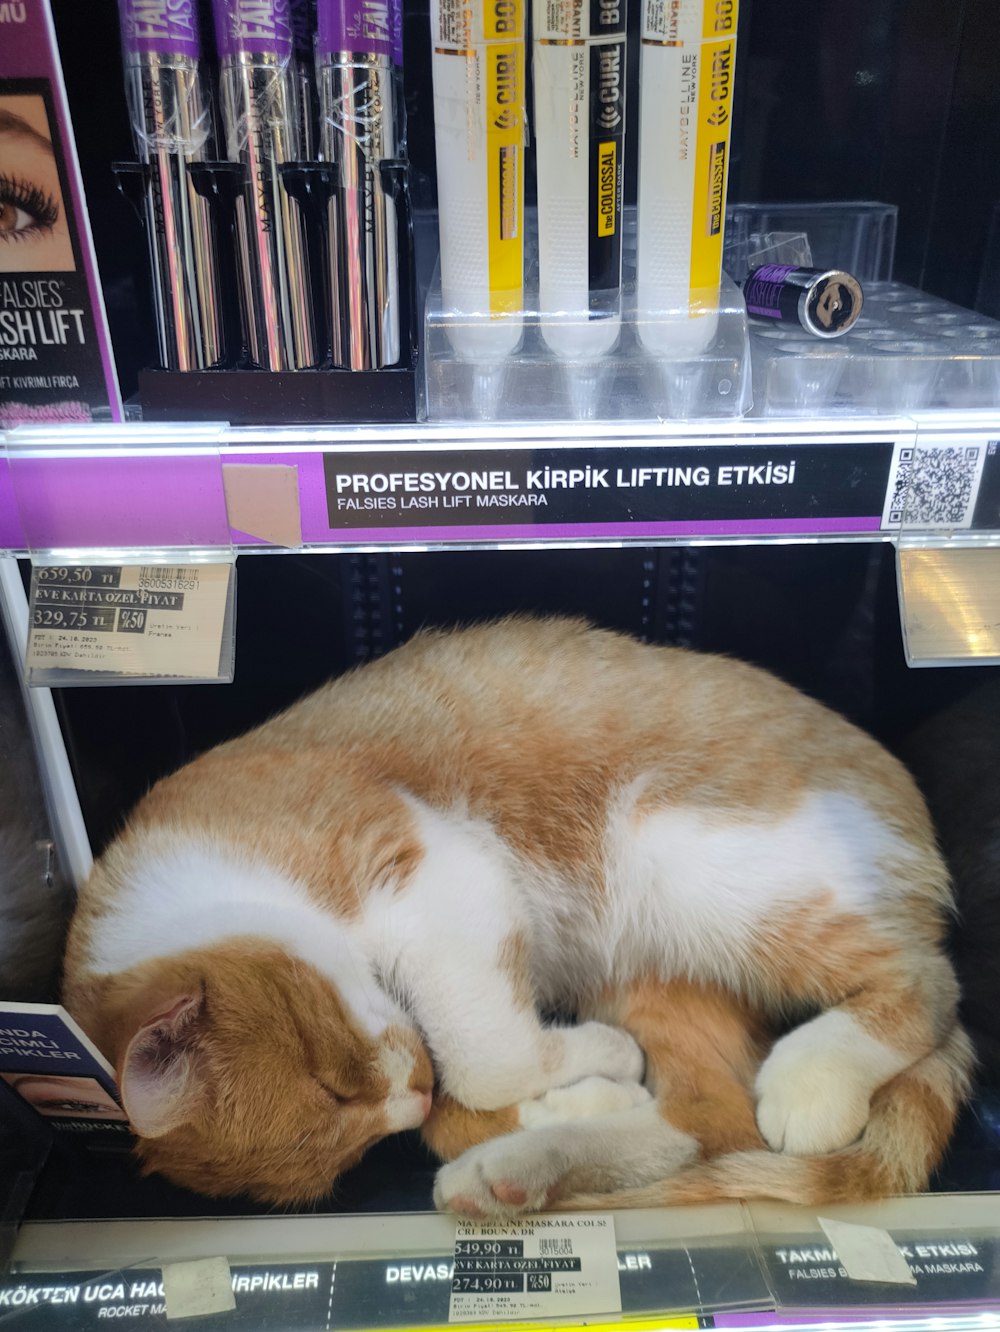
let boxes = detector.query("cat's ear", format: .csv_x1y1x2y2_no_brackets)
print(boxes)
120,992,205,1137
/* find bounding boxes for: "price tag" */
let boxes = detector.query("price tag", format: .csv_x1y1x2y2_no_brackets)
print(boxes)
161,1257,237,1319
817,1216,917,1286
448,1215,621,1323
26,562,234,682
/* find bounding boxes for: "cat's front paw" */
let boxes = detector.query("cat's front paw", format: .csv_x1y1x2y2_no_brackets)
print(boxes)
434,1132,569,1218
517,1077,651,1130
562,1021,645,1086
755,1044,871,1155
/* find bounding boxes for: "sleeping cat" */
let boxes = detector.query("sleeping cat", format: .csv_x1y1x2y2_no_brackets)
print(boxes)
62,618,972,1211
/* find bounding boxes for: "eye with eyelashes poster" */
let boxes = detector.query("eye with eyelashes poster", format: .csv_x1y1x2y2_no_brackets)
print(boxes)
0,0,122,428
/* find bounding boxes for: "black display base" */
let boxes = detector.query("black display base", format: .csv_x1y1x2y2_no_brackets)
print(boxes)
137,366,417,426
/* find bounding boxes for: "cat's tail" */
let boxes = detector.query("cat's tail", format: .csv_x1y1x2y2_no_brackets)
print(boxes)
559,1025,976,1210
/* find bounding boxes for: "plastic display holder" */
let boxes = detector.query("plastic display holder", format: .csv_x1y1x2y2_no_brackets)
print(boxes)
3,423,236,688
133,160,421,425
748,284,1000,417
726,200,899,284
420,209,752,424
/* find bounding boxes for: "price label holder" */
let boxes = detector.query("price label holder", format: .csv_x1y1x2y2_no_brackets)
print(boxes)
448,1215,622,1324
3,422,237,687
24,557,236,687
897,539,1000,666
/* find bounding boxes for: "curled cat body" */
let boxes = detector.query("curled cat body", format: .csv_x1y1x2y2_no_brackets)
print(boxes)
62,618,973,1213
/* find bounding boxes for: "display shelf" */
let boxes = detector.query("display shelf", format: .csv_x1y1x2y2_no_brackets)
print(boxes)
3,1195,999,1331
2,412,999,558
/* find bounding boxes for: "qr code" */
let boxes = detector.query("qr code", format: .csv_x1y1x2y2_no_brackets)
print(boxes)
886,445,981,528
538,1238,574,1257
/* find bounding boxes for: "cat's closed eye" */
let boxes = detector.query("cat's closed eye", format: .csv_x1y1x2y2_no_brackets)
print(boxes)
315,1080,359,1106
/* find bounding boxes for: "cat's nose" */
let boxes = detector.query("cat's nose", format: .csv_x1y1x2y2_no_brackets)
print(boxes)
419,1090,433,1119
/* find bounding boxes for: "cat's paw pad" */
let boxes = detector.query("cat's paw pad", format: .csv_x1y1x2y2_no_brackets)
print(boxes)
518,1077,651,1129
434,1133,568,1218
755,1053,870,1155
573,1022,645,1084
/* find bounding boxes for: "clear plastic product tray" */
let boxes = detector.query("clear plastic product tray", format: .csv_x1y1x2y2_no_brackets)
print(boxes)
420,209,752,424
749,283,1000,416
726,201,898,283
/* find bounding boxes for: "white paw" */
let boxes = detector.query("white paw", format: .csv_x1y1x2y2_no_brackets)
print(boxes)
755,1046,871,1154
574,1022,645,1084
434,1131,569,1218
518,1077,652,1129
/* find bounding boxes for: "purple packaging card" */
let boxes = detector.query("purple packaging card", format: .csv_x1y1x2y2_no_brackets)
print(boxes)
213,0,295,62
117,0,202,59
316,0,394,60
0,0,123,428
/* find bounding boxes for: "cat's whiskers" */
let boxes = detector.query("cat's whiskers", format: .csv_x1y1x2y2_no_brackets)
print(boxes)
268,1126,316,1176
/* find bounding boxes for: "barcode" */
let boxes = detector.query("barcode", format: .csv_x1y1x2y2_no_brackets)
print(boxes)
538,1238,574,1257
137,566,200,583
886,445,982,529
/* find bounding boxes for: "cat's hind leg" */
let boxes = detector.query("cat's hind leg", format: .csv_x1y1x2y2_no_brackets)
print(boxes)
752,918,959,1155
434,1089,690,1216
423,1078,649,1164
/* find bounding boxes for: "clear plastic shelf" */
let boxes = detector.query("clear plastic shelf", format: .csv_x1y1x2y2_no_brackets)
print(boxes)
726,200,898,283
420,208,752,424
749,283,1000,416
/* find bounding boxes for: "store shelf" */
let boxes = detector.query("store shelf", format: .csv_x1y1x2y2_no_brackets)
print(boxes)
4,1195,999,1331
2,413,999,558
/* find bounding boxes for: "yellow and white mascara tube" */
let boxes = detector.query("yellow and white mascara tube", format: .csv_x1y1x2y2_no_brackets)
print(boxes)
636,0,737,356
430,0,525,360
534,0,627,360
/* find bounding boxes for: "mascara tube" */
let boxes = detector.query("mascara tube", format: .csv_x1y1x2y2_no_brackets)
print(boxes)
636,0,738,356
214,0,317,369
534,0,627,360
118,0,225,370
430,0,525,361
316,0,401,369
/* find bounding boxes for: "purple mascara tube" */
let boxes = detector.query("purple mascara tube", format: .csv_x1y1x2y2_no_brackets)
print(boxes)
213,0,317,369
316,0,401,369
118,0,225,370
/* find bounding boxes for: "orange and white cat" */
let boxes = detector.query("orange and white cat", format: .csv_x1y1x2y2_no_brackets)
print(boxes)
62,618,972,1211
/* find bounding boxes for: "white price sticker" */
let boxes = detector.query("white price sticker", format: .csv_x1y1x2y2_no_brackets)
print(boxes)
448,1214,621,1323
26,563,233,680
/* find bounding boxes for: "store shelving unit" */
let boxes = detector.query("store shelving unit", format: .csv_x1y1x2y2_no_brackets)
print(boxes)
2,0,1000,1323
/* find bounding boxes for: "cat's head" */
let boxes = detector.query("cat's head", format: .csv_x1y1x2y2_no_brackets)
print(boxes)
107,945,433,1204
